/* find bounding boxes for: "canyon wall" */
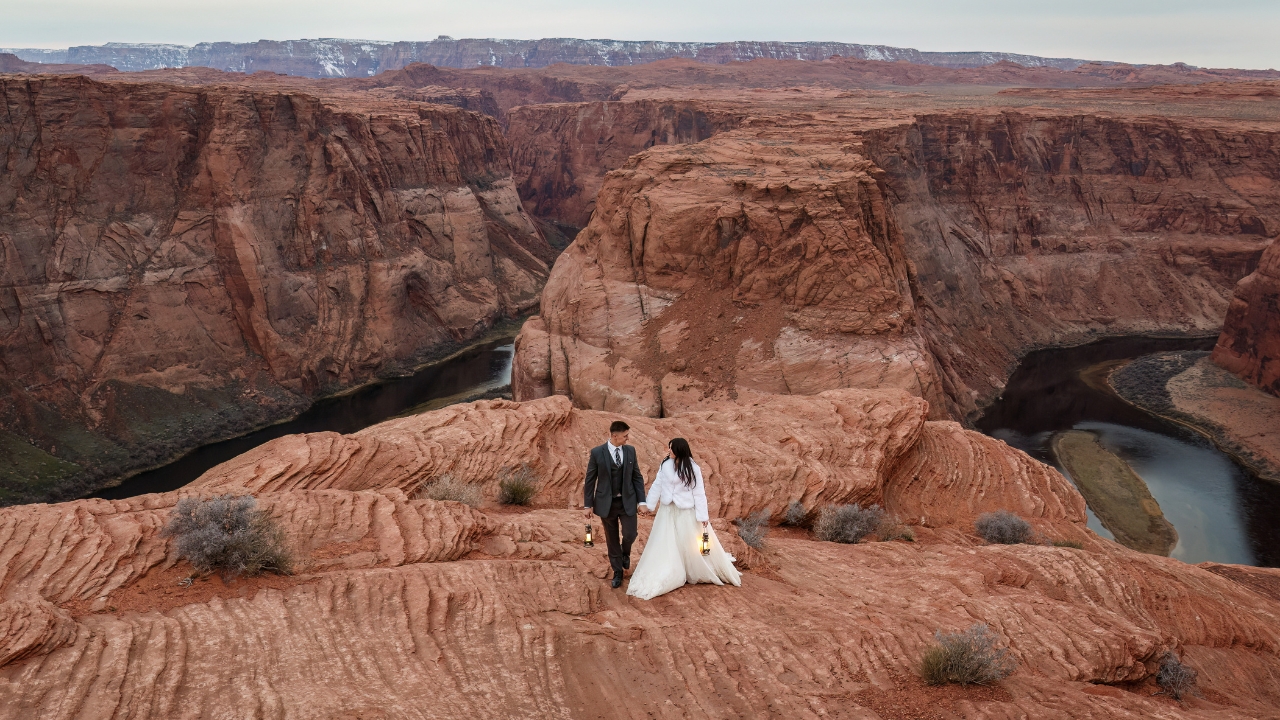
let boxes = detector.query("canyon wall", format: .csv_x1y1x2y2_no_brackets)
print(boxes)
0,75,553,502
514,98,1280,419
864,111,1280,416
1213,238,1280,395
506,100,746,229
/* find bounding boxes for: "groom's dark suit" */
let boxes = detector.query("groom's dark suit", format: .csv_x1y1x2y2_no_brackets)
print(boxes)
584,443,647,576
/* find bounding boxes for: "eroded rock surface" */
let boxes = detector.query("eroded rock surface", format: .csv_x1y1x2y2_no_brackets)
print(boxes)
1214,238,1280,396
0,392,1277,718
0,75,552,502
513,123,948,417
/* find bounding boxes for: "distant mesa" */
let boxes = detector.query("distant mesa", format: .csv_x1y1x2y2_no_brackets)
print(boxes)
0,37,1100,78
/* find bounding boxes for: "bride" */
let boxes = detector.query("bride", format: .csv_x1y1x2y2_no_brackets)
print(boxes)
627,438,741,600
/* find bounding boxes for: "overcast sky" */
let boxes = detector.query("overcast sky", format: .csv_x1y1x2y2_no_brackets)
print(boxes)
5,0,1278,69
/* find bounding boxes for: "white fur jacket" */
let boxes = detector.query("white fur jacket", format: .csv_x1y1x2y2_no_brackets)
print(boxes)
644,459,710,522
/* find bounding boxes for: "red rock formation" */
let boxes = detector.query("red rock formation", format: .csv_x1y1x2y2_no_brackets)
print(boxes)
864,110,1280,416
0,392,1278,717
1214,239,1280,395
513,89,1280,418
0,53,117,76
507,100,746,228
0,74,553,501
513,122,950,418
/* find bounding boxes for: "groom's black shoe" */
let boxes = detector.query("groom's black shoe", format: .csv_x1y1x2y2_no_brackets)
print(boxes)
623,556,630,570
611,571,623,588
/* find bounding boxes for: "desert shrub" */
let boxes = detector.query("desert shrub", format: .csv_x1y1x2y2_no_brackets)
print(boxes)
1156,652,1198,701
734,510,771,549
497,464,539,505
1052,539,1084,549
163,495,292,579
782,500,809,527
975,510,1033,545
879,520,915,542
416,475,482,507
814,503,885,544
919,623,1016,686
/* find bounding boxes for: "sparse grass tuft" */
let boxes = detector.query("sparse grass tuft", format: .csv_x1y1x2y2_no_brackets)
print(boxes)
497,464,539,505
1052,539,1085,549
919,623,1016,686
734,510,770,549
162,495,292,579
415,475,483,507
1156,652,1198,701
782,500,809,527
975,510,1033,545
814,503,885,544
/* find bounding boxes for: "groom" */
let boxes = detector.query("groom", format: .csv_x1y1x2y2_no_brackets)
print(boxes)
583,420,647,588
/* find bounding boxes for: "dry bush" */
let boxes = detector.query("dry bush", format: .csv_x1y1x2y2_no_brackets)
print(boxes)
782,500,809,527
1156,652,1198,701
878,520,915,542
920,623,1016,686
814,503,885,544
734,510,771,549
163,495,292,579
498,464,539,505
416,475,482,507
975,510,1033,545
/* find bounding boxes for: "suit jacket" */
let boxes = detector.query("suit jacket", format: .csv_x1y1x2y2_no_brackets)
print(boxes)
583,443,646,517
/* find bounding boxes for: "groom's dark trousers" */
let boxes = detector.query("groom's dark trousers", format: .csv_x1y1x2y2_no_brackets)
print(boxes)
584,443,647,575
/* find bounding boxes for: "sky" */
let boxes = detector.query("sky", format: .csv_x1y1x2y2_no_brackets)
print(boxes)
4,0,1279,69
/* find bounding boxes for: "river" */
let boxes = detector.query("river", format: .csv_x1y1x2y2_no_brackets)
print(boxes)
92,340,514,499
975,336,1280,568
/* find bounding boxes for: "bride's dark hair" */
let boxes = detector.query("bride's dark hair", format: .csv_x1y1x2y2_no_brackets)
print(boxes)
667,437,696,488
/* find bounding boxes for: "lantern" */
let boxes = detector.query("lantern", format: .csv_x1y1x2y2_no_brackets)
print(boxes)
700,531,711,556
584,524,594,548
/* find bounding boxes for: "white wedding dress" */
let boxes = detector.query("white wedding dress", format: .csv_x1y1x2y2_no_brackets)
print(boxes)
626,459,741,600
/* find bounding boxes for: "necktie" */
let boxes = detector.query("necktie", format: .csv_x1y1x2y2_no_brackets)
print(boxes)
614,448,622,466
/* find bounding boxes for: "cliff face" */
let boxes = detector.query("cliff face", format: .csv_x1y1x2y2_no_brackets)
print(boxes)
512,121,947,418
1214,238,1280,395
506,100,746,229
0,75,552,502
864,112,1280,416
2,391,1279,718
513,94,1280,419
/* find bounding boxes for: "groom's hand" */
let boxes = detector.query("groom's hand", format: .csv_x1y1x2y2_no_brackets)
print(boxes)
583,506,593,519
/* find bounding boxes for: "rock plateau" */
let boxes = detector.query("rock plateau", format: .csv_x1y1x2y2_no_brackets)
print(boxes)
1,391,1278,718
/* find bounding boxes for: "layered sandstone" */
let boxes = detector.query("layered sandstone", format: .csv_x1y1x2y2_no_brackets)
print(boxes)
864,110,1279,416
513,87,1280,419
0,392,1278,718
1214,238,1280,396
513,121,949,418
507,100,746,228
0,75,553,502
